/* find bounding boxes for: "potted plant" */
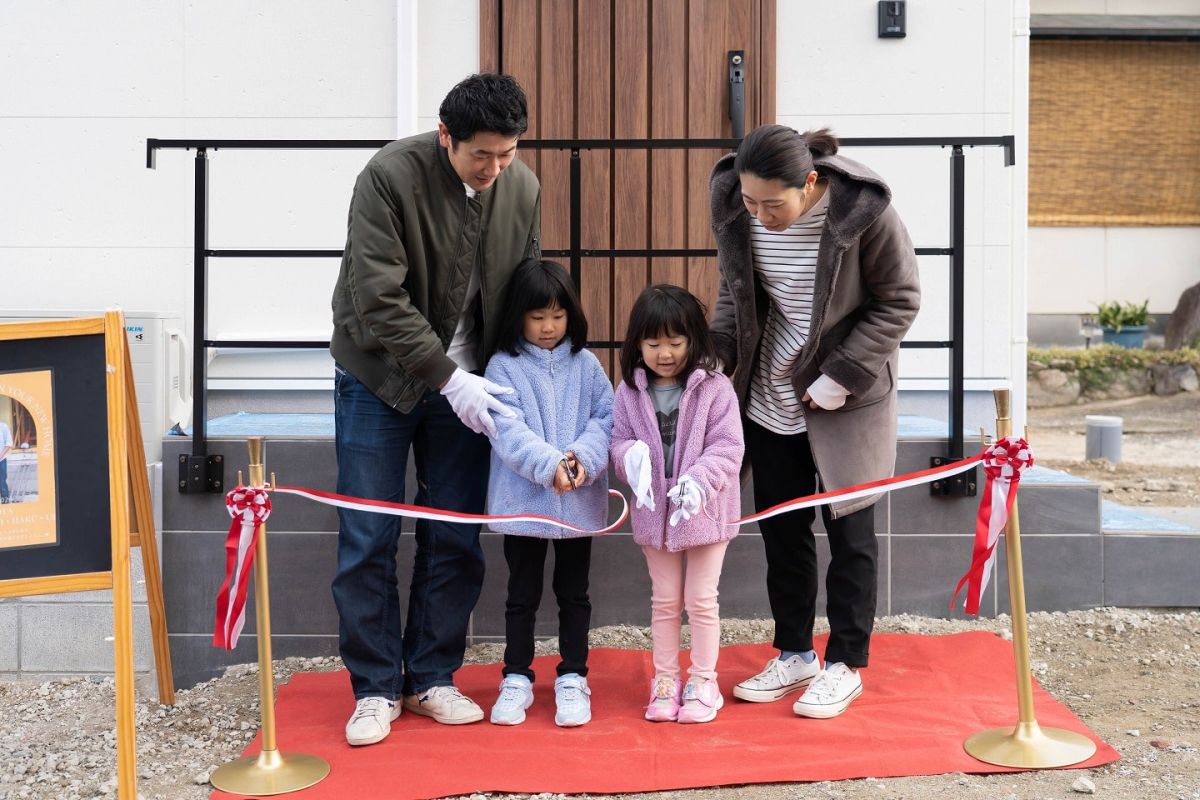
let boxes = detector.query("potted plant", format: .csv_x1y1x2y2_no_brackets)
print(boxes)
1096,300,1150,348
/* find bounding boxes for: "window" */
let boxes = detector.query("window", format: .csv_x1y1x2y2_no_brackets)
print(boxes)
1030,40,1200,226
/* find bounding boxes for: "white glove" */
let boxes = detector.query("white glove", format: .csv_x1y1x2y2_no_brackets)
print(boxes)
622,440,655,511
805,373,850,411
440,368,515,438
667,474,705,526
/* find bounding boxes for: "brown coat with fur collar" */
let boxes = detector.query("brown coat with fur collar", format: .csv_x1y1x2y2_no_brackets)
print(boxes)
708,151,920,517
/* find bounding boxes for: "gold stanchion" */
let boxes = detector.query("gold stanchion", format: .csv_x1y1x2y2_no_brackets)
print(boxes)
210,437,330,795
964,389,1097,768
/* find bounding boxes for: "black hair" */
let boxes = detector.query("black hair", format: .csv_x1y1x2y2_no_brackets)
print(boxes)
495,259,588,356
619,284,719,388
734,124,839,189
438,73,529,144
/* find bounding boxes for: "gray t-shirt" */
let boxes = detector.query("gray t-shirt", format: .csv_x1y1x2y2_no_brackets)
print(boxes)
650,381,683,478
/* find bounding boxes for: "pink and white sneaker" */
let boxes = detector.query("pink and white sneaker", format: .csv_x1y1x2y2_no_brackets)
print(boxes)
676,677,724,724
644,675,682,722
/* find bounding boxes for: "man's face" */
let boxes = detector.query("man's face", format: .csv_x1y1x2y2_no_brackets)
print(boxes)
438,124,519,192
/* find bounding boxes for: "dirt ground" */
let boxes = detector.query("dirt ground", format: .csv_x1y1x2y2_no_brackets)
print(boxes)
3,394,1198,800
1027,392,1200,506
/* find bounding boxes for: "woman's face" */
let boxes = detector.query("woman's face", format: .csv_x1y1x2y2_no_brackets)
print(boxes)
739,172,816,232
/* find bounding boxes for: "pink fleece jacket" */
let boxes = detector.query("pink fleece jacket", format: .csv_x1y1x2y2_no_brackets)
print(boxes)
611,367,745,552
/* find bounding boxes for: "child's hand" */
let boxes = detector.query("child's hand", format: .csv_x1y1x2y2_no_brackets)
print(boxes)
623,440,655,511
564,451,586,487
553,461,574,495
667,474,705,526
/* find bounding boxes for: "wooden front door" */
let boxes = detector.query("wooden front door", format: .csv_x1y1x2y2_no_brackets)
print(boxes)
481,0,776,377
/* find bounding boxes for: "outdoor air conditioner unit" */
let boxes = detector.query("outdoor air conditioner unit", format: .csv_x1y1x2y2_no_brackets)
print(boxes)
0,309,190,465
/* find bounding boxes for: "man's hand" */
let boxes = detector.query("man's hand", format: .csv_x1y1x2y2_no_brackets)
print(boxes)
440,368,516,438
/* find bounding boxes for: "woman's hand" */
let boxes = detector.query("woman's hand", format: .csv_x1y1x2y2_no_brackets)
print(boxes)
803,373,850,411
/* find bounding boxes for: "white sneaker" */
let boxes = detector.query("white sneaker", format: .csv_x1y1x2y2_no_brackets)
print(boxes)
732,654,821,702
792,662,863,719
402,685,484,725
490,674,534,725
345,697,400,746
554,673,592,727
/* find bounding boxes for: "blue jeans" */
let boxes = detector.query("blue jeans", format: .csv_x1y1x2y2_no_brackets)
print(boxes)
0,458,8,501
332,366,489,699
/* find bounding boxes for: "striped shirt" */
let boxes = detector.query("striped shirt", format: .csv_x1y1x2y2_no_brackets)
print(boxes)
745,189,830,435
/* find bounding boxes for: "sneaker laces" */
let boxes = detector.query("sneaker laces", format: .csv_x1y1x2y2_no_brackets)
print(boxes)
745,657,788,688
805,668,846,702
351,697,391,723
428,685,472,708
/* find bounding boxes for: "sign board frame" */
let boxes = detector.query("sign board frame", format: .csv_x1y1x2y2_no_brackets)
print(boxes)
0,311,174,799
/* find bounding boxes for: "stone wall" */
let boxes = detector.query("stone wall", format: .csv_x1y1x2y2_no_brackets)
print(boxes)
1029,359,1199,408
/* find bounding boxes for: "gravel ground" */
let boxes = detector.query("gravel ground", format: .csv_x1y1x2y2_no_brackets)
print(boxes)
3,609,1199,800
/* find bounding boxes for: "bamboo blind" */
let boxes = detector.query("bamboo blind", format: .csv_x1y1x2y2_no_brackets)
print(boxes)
1030,40,1200,226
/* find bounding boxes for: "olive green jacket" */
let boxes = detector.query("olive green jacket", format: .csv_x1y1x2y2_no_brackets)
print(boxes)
331,131,541,412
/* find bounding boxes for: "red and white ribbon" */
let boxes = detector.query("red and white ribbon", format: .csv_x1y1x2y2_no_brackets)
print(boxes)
729,453,983,527
952,437,1034,615
272,486,631,536
266,454,982,533
213,486,271,650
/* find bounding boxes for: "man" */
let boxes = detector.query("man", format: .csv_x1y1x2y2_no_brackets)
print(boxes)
330,73,540,746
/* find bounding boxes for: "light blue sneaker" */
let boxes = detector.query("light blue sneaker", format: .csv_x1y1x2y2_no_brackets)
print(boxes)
490,674,534,725
554,673,592,727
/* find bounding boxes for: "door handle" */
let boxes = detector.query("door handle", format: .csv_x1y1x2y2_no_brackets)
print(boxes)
728,50,745,139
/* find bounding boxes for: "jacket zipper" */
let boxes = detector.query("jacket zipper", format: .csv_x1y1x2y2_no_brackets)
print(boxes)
644,376,696,550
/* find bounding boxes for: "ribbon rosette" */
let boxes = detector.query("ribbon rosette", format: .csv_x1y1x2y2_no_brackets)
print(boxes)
952,438,1033,615
213,487,272,649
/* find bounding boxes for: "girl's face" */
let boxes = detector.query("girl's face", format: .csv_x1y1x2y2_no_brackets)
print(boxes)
640,330,689,383
739,171,816,232
522,302,567,350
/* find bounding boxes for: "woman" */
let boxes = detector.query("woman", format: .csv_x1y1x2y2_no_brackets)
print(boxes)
708,125,920,719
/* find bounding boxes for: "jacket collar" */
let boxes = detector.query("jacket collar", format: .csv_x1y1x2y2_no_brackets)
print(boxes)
632,365,713,393
517,336,575,366
709,151,892,248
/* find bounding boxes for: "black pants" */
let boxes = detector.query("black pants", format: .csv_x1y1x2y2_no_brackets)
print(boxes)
502,534,592,681
745,419,877,668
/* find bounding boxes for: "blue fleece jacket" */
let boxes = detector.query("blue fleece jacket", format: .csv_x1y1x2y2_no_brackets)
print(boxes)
485,338,614,538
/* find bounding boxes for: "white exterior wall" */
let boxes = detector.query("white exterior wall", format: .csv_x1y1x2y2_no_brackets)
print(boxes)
1029,227,1200,314
777,1,1031,429
1028,0,1200,317
0,2,403,343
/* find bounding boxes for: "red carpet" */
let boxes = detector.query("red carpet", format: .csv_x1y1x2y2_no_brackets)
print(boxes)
212,632,1118,799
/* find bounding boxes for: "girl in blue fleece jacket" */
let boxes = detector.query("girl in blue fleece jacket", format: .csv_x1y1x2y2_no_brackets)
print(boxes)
484,258,614,728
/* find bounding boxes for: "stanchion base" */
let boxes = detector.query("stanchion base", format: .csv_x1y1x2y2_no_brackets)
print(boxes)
210,748,330,796
965,721,1097,768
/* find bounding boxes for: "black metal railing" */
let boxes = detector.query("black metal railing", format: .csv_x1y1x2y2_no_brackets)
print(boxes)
148,134,1015,493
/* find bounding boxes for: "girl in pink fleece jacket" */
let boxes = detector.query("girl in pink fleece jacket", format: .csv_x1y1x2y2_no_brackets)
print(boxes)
611,285,745,724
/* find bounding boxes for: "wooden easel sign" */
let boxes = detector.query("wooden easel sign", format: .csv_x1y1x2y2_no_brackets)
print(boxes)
0,311,174,800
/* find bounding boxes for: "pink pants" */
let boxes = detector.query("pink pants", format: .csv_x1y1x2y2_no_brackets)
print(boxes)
642,540,730,681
